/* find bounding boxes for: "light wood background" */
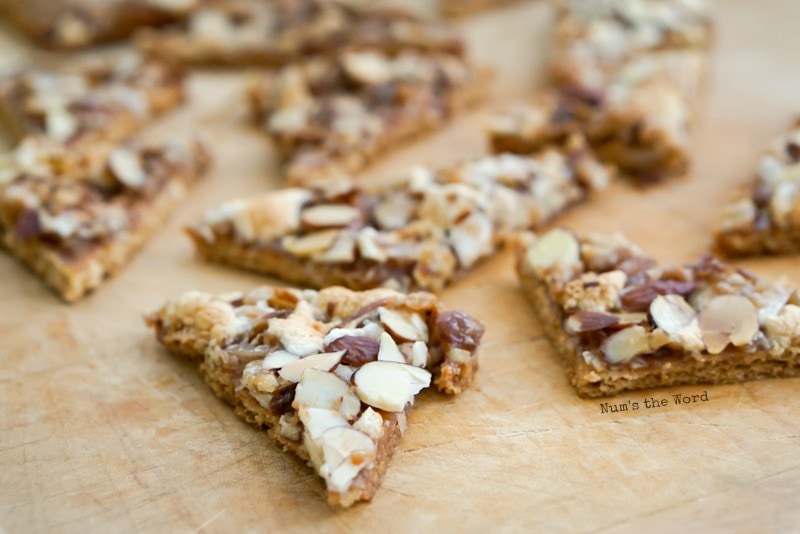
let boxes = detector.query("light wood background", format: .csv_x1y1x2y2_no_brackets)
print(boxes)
1,1,799,531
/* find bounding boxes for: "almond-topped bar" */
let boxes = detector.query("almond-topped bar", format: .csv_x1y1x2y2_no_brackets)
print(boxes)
0,53,184,144
249,48,488,184
145,285,484,506
0,135,209,302
715,122,800,256
517,228,800,398
136,0,463,67
491,42,707,181
551,0,713,98
489,56,702,182
493,0,712,183
0,0,196,49
187,135,611,292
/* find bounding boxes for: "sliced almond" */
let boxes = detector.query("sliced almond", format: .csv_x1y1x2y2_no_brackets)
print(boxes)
352,407,384,440
612,312,649,326
301,204,360,228
698,295,759,354
449,211,493,268
352,361,431,412
293,368,361,420
602,325,651,363
526,228,581,272
45,109,78,142
341,51,392,85
260,349,300,370
379,308,428,342
282,230,340,256
297,406,349,441
109,148,147,189
565,311,620,333
314,232,355,263
357,227,388,262
650,294,696,334
377,331,405,363
620,280,696,312
319,427,377,493
278,350,345,383
374,194,414,229
409,340,428,368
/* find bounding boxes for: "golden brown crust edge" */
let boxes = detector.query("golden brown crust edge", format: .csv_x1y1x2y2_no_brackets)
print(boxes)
515,246,800,398
4,178,189,302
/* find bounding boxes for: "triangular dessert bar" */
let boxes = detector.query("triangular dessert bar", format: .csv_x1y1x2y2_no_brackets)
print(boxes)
715,121,800,256
0,135,209,301
146,285,484,506
188,136,610,292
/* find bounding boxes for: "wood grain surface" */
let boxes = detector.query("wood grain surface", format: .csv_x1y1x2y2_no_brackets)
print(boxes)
1,1,799,532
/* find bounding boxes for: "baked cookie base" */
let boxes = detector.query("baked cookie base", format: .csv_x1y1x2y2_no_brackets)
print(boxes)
516,248,800,398
147,286,481,506
4,178,189,302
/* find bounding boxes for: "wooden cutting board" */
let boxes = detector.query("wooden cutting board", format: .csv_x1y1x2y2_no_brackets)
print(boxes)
1,1,799,531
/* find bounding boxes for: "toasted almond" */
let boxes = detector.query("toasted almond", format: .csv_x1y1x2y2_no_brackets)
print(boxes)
602,325,651,363
409,340,428,367
301,204,360,228
698,295,759,354
319,426,377,493
314,232,355,263
565,311,620,333
374,194,414,229
377,331,406,363
379,307,428,342
45,109,78,142
278,350,345,383
352,361,431,412
261,350,300,370
297,406,349,441
341,51,392,85
282,229,340,256
620,280,696,312
352,407,384,440
612,311,649,326
109,148,147,189
293,368,361,420
650,294,696,334
526,228,581,272
356,228,388,262
450,211,493,268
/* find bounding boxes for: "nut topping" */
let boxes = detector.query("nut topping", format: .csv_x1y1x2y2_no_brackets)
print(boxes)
602,325,652,363
377,332,406,363
566,310,620,333
297,406,349,441
281,229,340,256
353,360,431,412
379,307,428,342
278,351,345,383
318,426,377,493
301,204,360,228
109,148,147,189
650,294,704,351
293,368,362,420
526,228,581,273
261,350,300,370
327,335,380,366
147,284,482,506
620,280,696,312
698,295,759,354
